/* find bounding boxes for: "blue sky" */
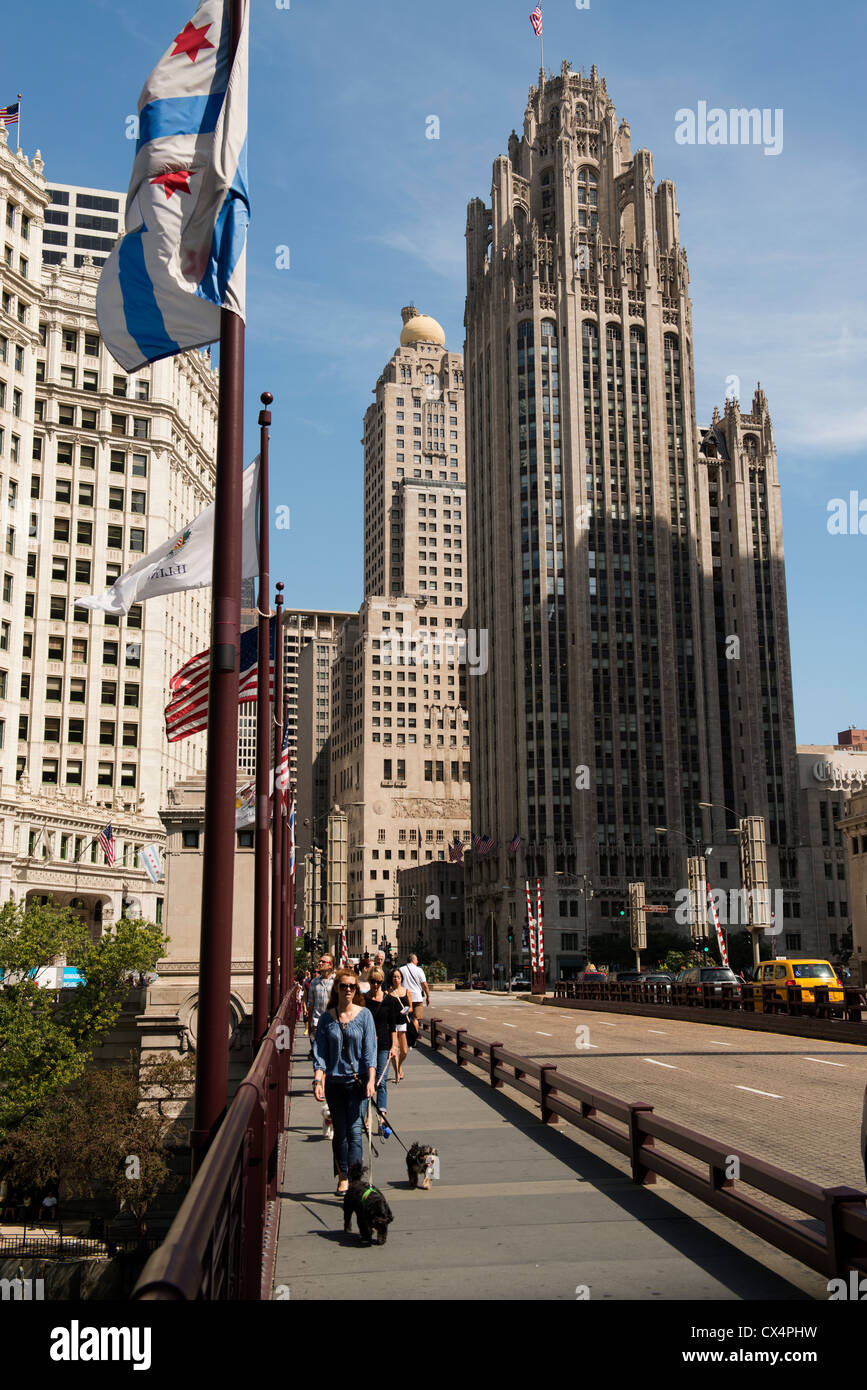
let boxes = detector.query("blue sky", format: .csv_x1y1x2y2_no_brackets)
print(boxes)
4,0,866,744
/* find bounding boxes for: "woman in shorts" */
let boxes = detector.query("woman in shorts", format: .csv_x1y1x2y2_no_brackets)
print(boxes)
387,967,412,1082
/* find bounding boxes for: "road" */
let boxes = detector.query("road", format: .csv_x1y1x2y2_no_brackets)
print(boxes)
426,992,867,1190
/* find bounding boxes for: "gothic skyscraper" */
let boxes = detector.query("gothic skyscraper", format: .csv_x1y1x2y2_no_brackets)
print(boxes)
463,64,800,972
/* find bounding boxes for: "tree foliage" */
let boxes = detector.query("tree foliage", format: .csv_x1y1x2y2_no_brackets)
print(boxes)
0,901,166,1129
0,1056,194,1235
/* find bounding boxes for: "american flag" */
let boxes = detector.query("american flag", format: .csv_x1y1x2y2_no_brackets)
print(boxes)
275,714,290,811
509,833,521,854
98,824,115,866
448,836,464,863
289,797,296,879
529,6,543,36
0,101,20,127
164,620,275,743
474,832,495,856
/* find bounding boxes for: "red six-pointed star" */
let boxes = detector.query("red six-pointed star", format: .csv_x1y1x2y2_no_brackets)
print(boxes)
170,20,215,62
151,170,194,199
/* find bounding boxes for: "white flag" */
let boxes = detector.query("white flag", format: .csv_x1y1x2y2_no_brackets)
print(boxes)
79,455,259,615
96,0,249,372
139,843,164,883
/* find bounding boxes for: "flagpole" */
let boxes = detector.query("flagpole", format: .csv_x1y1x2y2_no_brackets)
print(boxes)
16,94,21,155
190,0,247,1177
280,688,290,999
252,392,272,1044
270,583,284,1017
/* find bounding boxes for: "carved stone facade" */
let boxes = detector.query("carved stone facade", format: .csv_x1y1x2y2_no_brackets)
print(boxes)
463,67,806,974
0,135,218,931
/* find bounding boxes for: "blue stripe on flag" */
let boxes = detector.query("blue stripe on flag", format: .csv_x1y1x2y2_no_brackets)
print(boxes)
118,223,181,364
137,93,225,151
195,138,249,308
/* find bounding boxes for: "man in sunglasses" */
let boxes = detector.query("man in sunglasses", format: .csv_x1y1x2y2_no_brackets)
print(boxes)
306,954,334,1059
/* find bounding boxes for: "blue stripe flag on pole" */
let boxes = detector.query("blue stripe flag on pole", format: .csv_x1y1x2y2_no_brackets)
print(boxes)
97,0,249,371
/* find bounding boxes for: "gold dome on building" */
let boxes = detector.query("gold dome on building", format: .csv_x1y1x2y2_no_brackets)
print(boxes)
399,304,446,348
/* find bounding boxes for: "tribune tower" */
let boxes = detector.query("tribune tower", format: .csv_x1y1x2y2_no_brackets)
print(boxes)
464,64,801,971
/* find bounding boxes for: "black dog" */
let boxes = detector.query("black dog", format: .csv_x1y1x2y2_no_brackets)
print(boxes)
406,1143,438,1190
343,1162,393,1245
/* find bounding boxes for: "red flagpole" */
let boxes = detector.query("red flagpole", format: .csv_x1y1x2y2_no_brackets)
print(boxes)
253,392,272,1045
190,0,246,1175
270,583,284,1016
280,689,290,1001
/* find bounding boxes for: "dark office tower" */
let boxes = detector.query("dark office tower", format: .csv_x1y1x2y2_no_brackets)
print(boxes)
464,63,801,972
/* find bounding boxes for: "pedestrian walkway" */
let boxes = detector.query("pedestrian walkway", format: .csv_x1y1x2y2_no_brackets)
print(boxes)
273,1041,827,1301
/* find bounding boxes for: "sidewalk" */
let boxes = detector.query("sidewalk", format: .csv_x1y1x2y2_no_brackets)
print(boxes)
273,1042,827,1301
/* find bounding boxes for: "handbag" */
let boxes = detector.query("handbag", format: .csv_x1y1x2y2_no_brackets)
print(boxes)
405,1013,419,1048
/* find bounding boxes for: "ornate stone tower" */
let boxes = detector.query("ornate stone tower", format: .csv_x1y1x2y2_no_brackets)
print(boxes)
463,64,800,972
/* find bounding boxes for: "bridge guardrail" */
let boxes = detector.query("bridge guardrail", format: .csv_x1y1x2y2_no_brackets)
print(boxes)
131,991,298,1301
553,979,866,1022
421,1016,867,1281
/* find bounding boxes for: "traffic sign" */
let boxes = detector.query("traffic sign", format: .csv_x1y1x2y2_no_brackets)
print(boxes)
641,905,669,913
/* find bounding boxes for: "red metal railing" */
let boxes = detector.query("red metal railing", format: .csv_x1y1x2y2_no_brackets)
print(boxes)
131,991,298,1301
420,1016,867,1279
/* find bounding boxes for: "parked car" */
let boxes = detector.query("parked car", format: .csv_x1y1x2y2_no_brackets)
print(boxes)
749,958,844,1013
510,976,532,991
610,970,644,984
679,966,743,1000
640,972,674,992
574,970,608,984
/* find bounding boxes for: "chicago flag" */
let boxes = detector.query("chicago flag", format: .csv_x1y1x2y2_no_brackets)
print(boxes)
97,0,249,371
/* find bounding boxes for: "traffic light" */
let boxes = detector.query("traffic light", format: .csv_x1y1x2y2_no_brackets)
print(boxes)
617,905,626,918
303,933,313,952
522,925,530,950
508,928,514,943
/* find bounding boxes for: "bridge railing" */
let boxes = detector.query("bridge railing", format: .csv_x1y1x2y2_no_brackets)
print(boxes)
131,991,298,1301
421,1016,867,1281
552,978,866,1021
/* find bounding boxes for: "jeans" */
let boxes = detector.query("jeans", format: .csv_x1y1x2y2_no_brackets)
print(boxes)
361,1048,391,1121
325,1079,364,1178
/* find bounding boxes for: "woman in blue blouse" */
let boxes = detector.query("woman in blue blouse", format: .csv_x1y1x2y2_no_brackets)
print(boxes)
313,967,377,1194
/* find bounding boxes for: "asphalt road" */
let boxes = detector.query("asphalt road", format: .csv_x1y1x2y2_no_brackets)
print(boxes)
427,993,867,1191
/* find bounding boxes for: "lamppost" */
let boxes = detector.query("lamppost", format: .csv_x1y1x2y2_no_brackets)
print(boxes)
654,826,714,954
555,871,593,972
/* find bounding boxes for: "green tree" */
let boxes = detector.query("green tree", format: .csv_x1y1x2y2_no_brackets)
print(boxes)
425,959,447,983
0,1056,193,1238
0,902,165,1129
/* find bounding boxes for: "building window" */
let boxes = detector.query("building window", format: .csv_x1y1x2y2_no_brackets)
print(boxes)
46,676,63,701
182,830,200,849
101,681,117,704
97,762,113,786
65,761,82,786
120,764,136,788
42,759,59,785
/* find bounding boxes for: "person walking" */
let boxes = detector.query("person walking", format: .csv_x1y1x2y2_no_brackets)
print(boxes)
358,955,373,995
306,954,334,1059
401,953,430,1022
387,967,412,1081
312,968,377,1195
363,969,400,1134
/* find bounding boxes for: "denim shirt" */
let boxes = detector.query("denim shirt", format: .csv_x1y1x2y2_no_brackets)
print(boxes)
313,1006,377,1081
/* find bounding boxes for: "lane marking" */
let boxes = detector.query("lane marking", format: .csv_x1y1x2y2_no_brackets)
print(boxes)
643,1058,677,1069
709,1040,733,1046
804,1057,846,1068
736,1085,783,1099
536,1031,553,1036
647,1030,668,1035
503,1023,517,1028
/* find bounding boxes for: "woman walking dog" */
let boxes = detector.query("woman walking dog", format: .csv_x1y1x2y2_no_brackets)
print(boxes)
312,967,377,1194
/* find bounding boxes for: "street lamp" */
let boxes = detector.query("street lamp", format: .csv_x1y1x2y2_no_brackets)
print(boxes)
555,870,593,969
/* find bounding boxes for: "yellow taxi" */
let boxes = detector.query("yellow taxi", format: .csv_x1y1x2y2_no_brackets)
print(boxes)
750,958,845,1013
